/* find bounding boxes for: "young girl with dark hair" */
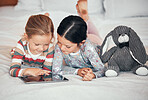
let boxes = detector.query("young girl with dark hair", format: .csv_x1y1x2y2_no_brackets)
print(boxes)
52,15,104,81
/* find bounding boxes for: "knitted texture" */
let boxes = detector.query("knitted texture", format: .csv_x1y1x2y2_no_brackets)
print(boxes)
100,25,148,76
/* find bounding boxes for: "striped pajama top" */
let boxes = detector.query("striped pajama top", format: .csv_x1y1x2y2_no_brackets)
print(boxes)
10,39,54,77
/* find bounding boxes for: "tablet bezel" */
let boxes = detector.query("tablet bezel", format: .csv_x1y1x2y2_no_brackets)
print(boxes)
19,74,69,84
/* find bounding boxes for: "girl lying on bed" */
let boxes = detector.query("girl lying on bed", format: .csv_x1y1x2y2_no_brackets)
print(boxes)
10,14,55,79
52,0,104,81
52,15,104,81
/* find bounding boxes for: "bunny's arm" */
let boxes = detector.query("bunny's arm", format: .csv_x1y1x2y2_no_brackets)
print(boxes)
100,46,117,63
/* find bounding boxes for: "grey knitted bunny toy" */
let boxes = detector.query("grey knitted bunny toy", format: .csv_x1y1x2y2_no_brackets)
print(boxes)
99,25,148,77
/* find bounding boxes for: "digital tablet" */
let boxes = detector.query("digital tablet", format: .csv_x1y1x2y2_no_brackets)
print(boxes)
19,74,68,84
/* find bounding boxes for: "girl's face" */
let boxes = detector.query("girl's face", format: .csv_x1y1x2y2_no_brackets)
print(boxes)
27,34,52,55
57,34,81,55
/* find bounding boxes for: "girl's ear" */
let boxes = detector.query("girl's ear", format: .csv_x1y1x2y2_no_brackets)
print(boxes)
23,33,29,41
79,40,86,46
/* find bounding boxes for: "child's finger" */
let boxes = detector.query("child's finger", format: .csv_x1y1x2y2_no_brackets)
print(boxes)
82,68,89,72
81,70,86,75
87,68,93,72
44,71,51,75
36,70,46,76
83,73,94,81
80,68,91,76
82,74,92,81
37,71,44,76
41,70,51,75
82,76,92,81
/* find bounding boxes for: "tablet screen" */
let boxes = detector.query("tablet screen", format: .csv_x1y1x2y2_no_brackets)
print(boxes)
19,74,68,84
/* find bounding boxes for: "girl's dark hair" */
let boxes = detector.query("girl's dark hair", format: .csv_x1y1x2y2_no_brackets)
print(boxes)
57,15,87,43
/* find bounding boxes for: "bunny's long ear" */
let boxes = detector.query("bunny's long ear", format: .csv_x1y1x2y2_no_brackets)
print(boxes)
129,28,147,64
101,31,116,56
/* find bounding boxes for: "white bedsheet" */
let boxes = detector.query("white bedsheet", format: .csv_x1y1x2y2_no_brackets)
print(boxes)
0,6,148,100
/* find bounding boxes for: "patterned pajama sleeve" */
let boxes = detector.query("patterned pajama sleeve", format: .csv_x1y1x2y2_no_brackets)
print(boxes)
52,45,78,75
84,41,105,78
61,66,78,75
52,45,64,75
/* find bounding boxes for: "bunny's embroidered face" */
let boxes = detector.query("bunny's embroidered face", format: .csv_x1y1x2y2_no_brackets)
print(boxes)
112,26,130,45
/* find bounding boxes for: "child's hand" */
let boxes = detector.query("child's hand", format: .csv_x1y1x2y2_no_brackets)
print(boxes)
82,72,96,81
77,68,92,77
22,68,51,77
78,68,96,81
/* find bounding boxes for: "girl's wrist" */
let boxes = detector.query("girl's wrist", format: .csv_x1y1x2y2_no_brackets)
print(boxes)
92,73,96,79
20,69,26,76
93,73,96,79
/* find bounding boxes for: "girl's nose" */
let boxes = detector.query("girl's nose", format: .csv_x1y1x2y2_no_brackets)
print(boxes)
61,45,66,51
39,46,44,51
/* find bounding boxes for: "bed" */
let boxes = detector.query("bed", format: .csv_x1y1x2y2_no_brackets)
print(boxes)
0,0,148,100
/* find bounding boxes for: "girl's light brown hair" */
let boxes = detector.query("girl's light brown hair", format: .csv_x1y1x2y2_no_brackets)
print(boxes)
25,14,54,40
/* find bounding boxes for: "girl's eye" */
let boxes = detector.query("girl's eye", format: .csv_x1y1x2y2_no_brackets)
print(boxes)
66,46,71,48
45,44,49,46
57,42,61,44
35,44,40,46
57,42,62,45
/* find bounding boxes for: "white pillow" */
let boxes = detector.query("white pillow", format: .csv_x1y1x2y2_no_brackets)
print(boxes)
15,0,42,11
41,0,78,13
88,0,104,15
41,0,104,15
104,0,148,19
